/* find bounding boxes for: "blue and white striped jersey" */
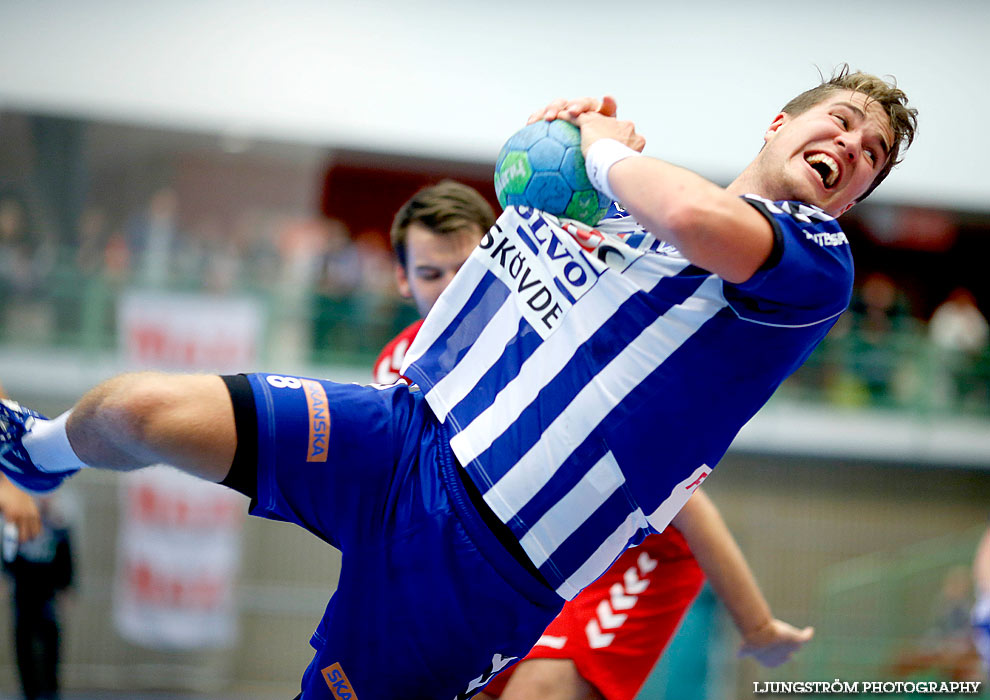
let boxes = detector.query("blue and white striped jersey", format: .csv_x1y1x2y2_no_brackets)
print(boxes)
402,197,853,599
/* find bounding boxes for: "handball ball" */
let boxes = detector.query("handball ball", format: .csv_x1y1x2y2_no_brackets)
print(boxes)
494,120,611,227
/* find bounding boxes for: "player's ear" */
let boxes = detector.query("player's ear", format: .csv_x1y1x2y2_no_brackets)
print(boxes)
764,112,789,144
395,263,412,299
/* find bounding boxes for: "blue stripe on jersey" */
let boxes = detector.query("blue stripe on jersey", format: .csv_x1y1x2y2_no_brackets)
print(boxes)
410,270,509,388
553,276,577,305
514,222,540,255
445,316,544,430
501,431,610,536
465,268,711,487
536,487,647,585
621,232,648,249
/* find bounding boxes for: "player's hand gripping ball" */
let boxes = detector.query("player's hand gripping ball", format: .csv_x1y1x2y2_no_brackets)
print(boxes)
494,120,611,227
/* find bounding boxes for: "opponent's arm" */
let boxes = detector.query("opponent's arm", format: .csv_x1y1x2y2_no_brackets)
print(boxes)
65,372,236,482
671,490,813,667
534,97,774,284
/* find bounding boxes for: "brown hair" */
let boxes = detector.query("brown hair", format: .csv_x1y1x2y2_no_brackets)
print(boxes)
782,64,918,202
390,180,495,269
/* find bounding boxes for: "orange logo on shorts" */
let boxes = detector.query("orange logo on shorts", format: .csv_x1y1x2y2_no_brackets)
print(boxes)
302,379,329,462
322,662,358,699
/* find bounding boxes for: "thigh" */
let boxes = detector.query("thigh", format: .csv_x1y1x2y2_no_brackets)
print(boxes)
246,375,423,550
500,659,601,700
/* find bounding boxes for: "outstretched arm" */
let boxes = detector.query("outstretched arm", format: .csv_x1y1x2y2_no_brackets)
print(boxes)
671,490,814,667
64,372,237,483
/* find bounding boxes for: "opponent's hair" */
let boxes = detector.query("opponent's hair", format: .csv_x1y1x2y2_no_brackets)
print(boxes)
782,64,918,202
390,180,496,269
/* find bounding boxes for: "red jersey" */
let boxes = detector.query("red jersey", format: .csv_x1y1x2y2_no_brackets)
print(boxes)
482,530,704,700
372,319,423,385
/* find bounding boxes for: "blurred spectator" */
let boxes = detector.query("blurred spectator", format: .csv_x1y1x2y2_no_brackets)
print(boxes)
930,566,977,643
3,495,74,700
351,228,407,355
177,215,243,294
931,288,989,355
892,565,983,684
277,215,336,293
929,288,989,410
834,272,919,406
353,229,395,300
233,209,281,290
261,214,340,365
51,206,113,346
311,219,362,359
0,191,53,341
126,187,183,287
73,206,110,276
314,218,361,297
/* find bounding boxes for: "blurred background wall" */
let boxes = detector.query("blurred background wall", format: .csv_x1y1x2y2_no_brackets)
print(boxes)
0,2,988,698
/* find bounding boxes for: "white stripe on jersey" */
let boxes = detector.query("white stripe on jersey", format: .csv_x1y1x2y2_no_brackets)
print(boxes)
482,275,726,524
557,509,649,599
423,289,530,425
519,450,624,568
445,253,693,468
645,464,711,532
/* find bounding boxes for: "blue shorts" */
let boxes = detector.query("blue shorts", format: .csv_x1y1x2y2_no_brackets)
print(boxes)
244,374,563,699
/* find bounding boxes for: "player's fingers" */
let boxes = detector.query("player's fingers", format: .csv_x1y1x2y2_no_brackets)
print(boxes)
599,95,618,117
527,98,569,124
12,513,37,541
562,97,602,120
22,516,41,542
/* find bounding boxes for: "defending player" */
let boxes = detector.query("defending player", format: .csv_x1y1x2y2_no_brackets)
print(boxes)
379,181,813,699
0,66,916,698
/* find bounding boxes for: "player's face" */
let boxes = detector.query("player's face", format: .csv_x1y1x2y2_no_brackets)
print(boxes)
396,222,483,317
758,91,894,215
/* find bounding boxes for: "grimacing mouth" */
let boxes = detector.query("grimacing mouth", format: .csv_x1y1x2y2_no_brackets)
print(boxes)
805,153,839,189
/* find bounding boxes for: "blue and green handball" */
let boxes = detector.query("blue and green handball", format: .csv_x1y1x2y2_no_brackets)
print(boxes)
494,120,611,227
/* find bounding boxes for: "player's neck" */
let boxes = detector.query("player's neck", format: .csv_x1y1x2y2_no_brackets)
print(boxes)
726,164,766,200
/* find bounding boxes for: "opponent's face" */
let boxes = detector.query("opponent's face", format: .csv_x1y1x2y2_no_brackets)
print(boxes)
757,91,894,215
396,222,483,317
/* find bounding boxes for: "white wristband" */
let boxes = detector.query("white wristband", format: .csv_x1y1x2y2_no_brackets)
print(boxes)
22,411,87,474
585,138,643,203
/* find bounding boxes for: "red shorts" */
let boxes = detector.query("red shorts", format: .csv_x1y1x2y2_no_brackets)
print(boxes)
483,529,704,700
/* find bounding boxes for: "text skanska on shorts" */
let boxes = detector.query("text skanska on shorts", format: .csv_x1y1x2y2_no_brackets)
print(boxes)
753,679,983,695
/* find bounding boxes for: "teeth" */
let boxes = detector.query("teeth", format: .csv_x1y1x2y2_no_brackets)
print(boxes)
806,153,839,188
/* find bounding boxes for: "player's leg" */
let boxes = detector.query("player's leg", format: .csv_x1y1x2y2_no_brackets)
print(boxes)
0,372,236,491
